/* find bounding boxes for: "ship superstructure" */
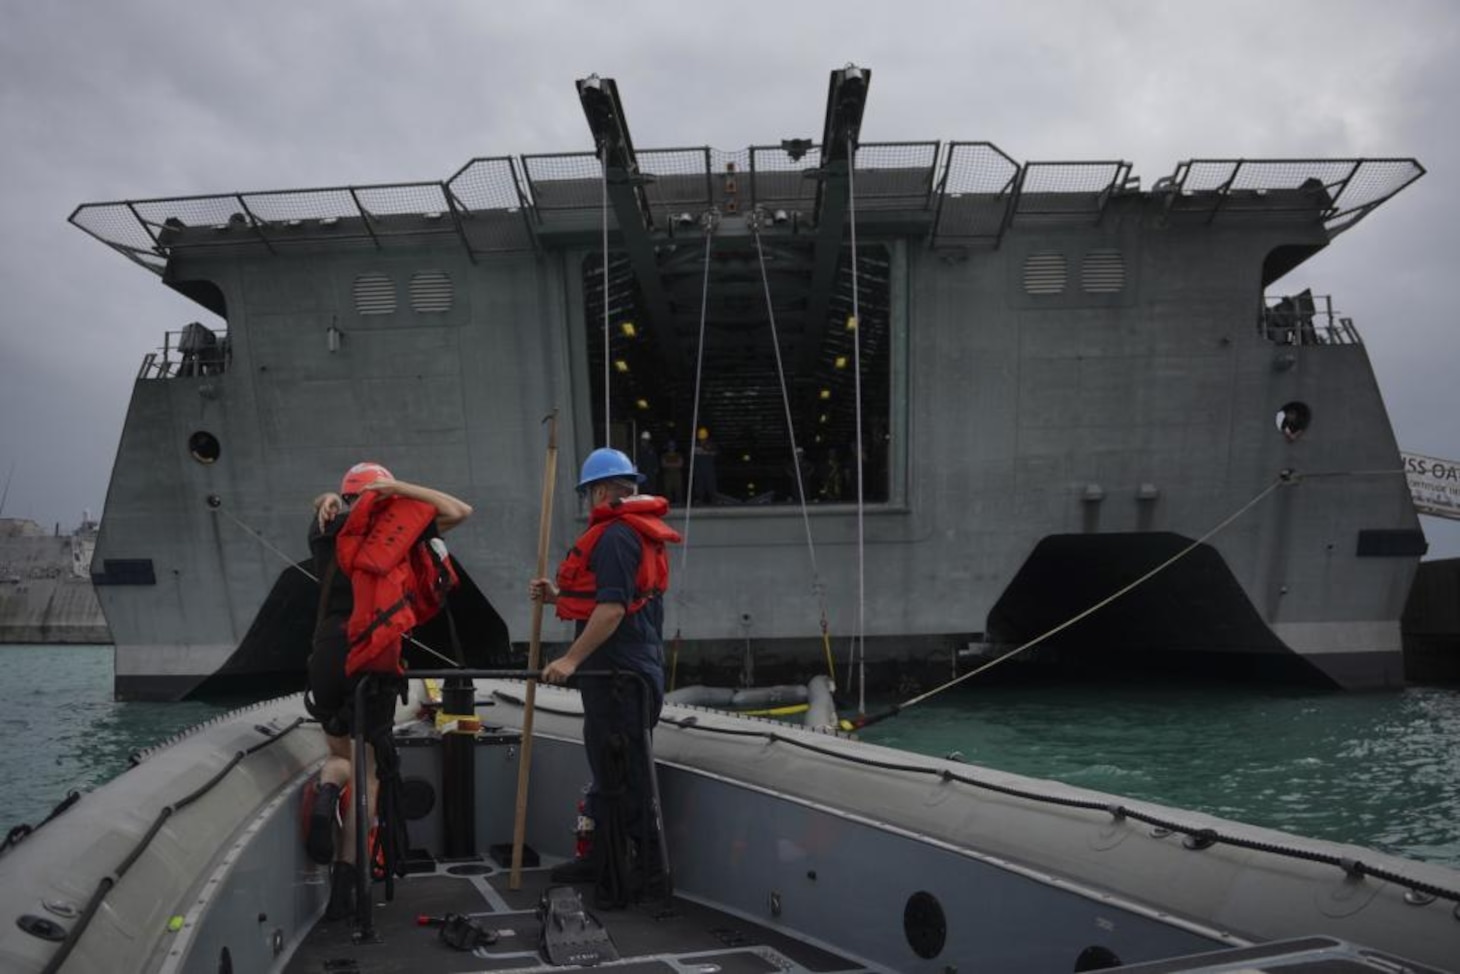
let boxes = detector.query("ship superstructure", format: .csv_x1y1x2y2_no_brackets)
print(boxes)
72,68,1426,699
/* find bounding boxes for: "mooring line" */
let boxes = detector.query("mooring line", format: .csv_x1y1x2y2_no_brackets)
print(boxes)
850,473,1291,729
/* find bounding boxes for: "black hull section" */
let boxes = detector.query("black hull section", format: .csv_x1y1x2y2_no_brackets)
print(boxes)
182,559,515,702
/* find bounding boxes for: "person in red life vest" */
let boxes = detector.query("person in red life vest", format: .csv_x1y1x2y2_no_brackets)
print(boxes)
304,461,472,919
529,447,681,901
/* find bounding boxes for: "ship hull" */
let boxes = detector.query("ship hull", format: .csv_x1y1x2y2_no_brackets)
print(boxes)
82,153,1426,699
91,251,1420,698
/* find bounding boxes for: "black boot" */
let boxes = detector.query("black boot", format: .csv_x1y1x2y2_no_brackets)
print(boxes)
325,861,356,921
633,840,670,902
306,781,341,866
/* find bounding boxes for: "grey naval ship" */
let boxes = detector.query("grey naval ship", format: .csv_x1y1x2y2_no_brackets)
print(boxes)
71,68,1427,700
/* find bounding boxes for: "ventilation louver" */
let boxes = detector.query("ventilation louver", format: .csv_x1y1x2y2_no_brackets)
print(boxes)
1023,253,1067,295
410,271,454,313
353,273,396,315
1082,250,1126,294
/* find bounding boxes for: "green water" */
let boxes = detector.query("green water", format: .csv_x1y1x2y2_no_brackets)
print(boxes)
2,645,1458,870
857,679,1460,868
0,646,228,832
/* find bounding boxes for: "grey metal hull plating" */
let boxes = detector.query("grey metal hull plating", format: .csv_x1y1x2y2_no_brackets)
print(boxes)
93,200,1420,697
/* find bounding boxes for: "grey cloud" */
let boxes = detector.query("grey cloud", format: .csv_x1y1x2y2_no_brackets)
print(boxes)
2,0,1456,554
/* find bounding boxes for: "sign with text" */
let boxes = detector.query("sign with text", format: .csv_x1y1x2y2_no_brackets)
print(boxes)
1402,452,1460,521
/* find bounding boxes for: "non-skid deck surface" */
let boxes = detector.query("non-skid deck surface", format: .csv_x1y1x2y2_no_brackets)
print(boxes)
283,864,862,973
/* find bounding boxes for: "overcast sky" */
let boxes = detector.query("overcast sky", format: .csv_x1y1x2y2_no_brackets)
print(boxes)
1,0,1456,556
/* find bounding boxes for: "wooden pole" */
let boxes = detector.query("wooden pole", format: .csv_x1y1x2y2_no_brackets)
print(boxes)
510,411,558,889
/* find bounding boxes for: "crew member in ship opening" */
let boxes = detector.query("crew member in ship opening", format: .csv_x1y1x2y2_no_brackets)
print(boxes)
529,447,681,903
304,461,472,920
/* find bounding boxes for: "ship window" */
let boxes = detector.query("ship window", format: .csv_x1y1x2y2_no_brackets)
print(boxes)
188,431,221,464
1276,401,1310,441
582,243,896,507
1081,250,1125,293
1022,252,1067,294
409,270,453,313
352,272,396,315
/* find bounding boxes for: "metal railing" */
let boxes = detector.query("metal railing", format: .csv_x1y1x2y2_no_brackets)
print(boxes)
72,148,1425,271
1260,294,1362,346
1164,158,1425,236
138,326,231,379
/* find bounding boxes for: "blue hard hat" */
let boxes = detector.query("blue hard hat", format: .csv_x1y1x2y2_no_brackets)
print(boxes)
577,447,646,490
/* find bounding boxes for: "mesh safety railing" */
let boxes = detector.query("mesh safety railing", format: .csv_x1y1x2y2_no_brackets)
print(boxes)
1015,161,1133,221
1164,158,1425,234
930,142,1021,246
70,148,1424,273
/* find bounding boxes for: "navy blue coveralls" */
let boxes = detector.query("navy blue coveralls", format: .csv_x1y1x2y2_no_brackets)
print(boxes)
573,519,666,849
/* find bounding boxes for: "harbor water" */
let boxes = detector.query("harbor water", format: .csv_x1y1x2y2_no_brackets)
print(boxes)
1,644,1457,869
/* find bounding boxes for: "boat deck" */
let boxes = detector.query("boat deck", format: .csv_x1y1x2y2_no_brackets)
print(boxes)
284,862,862,973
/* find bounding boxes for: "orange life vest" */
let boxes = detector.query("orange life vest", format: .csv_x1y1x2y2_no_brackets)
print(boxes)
555,495,681,621
336,492,458,676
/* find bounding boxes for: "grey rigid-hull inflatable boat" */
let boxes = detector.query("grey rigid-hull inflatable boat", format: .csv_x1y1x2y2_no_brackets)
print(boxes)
1,677,1457,973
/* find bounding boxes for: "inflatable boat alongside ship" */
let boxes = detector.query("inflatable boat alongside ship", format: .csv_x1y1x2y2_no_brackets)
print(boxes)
0,679,1456,973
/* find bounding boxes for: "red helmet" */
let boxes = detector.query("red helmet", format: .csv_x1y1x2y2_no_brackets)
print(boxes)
340,462,392,497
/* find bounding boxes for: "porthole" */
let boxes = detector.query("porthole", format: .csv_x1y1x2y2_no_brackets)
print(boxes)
1276,401,1311,442
189,431,221,464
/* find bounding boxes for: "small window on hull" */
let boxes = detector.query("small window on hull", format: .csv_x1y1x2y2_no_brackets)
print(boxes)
189,430,221,464
1276,401,1311,442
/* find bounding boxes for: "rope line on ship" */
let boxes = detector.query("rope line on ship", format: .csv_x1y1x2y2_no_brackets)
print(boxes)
496,688,1460,907
670,200,847,700
669,211,717,691
600,151,612,447
848,471,1296,731
846,132,869,717
749,209,838,688
674,211,717,580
